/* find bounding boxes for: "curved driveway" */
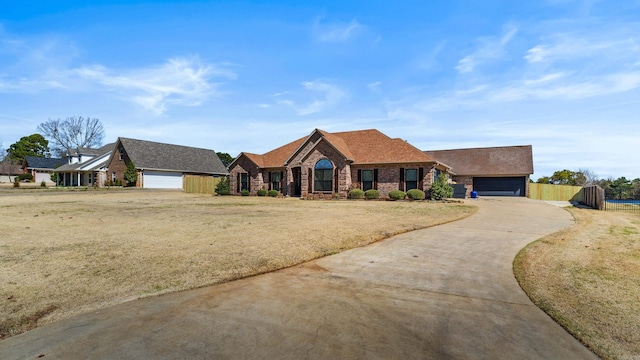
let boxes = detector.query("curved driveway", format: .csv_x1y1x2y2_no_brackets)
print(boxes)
1,197,598,359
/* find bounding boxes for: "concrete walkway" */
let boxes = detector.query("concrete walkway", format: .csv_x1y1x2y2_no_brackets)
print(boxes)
1,197,598,359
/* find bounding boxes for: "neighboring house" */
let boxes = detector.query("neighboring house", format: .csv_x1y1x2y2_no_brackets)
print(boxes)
55,143,116,187
105,137,228,189
0,163,22,183
424,145,534,197
229,128,452,198
22,156,66,184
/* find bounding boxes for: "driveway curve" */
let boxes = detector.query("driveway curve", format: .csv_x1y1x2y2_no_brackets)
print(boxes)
1,197,598,359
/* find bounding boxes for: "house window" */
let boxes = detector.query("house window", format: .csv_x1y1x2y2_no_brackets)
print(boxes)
362,170,374,191
240,173,249,191
112,172,116,181
118,147,124,160
88,173,93,184
270,171,281,192
314,159,333,192
405,169,418,190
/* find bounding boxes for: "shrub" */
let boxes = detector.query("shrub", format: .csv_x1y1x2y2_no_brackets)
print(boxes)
407,189,426,200
388,190,406,200
13,177,20,188
348,188,365,199
257,189,267,196
104,179,123,187
241,190,250,196
124,161,138,186
364,189,380,200
40,181,47,188
214,177,230,195
430,173,454,200
17,173,33,182
267,190,279,197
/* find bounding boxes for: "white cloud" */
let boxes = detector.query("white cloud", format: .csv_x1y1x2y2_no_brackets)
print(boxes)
275,80,347,116
313,18,365,43
456,25,518,73
75,57,235,114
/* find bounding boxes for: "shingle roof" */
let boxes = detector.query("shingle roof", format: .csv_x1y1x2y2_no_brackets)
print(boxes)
324,129,437,164
24,156,66,170
238,129,439,168
118,138,228,175
56,143,115,172
0,164,22,175
424,145,533,176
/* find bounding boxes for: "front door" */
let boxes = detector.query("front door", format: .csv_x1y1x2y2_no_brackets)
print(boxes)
292,167,302,197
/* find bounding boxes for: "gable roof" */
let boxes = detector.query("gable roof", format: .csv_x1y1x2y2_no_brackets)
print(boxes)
234,129,441,169
0,164,22,175
56,143,116,172
233,136,307,169
116,138,228,175
23,156,66,170
424,145,533,176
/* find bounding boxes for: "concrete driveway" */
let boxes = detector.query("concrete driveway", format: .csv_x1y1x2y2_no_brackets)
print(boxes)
0,197,598,359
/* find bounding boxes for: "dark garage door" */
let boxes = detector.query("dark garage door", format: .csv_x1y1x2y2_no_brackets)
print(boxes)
473,177,526,197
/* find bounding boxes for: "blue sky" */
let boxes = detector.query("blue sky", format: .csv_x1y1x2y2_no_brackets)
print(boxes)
1,0,639,180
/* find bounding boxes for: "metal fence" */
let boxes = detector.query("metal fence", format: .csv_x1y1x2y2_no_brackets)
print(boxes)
603,199,640,212
579,185,640,212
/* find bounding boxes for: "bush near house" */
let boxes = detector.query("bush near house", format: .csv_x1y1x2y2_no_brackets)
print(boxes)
241,190,250,196
348,188,365,199
257,189,267,196
407,189,426,200
389,190,406,200
214,177,230,195
267,190,278,197
430,173,454,200
364,189,380,200
17,173,33,182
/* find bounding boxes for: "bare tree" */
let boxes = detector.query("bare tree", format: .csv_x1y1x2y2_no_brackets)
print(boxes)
576,168,599,186
38,116,105,156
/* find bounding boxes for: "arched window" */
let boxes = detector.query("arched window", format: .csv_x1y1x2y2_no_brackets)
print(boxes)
314,159,333,192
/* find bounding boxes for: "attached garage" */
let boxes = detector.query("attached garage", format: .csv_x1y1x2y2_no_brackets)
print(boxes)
34,172,52,184
142,171,183,189
424,145,533,198
473,177,527,197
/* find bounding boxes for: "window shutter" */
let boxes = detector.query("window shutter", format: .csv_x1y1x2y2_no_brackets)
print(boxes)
237,173,240,193
280,171,284,193
419,168,424,190
247,172,251,191
399,168,405,191
357,169,362,188
268,172,271,190
334,168,339,192
374,169,378,189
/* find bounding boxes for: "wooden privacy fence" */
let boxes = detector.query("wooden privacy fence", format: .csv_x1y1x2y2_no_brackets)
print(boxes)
184,175,223,195
528,183,583,201
579,185,605,210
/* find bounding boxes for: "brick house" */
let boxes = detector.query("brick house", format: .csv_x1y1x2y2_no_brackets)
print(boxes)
106,137,228,189
228,129,452,198
424,145,534,197
22,156,66,185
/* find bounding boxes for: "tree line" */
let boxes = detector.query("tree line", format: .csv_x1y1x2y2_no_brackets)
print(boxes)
536,169,640,200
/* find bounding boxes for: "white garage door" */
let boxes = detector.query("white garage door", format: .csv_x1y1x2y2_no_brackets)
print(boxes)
143,171,183,189
35,172,51,183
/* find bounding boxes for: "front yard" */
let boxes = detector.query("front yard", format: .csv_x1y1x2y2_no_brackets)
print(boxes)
515,207,640,360
0,189,475,339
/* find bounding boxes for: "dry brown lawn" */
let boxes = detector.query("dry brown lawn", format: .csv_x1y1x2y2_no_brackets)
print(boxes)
515,207,640,360
0,189,475,339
